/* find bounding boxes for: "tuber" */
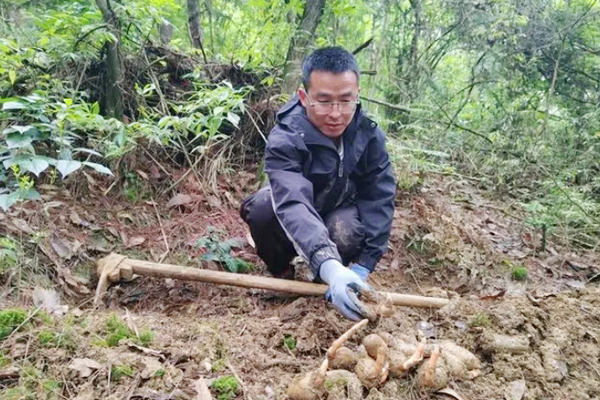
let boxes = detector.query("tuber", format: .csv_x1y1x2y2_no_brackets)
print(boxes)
287,359,328,400
354,334,389,388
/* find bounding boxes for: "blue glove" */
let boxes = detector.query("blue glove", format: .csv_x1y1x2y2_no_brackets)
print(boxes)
320,259,374,321
349,263,370,282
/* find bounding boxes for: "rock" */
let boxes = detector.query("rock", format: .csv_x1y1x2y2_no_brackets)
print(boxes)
480,332,530,354
505,379,526,400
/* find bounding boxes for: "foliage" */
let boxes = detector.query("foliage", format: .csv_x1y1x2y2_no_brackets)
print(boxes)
196,227,254,273
211,375,240,400
37,328,77,350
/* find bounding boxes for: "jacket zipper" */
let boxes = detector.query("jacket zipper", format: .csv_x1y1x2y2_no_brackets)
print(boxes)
338,157,344,177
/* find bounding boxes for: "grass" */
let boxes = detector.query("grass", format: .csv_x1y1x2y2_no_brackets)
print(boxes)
212,375,239,400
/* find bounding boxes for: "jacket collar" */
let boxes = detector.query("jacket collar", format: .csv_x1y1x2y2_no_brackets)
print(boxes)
276,95,367,148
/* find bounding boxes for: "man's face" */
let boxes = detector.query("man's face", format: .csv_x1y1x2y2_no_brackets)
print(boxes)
298,70,359,139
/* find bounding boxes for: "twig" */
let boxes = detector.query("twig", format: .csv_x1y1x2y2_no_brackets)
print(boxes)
141,147,171,177
359,95,418,113
227,361,252,400
73,24,109,51
245,109,268,144
176,136,204,189
352,37,374,55
151,197,169,263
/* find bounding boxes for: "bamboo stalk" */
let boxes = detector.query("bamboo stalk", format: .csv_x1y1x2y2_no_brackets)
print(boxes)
96,254,450,309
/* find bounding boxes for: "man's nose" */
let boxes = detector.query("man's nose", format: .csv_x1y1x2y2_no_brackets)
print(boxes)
328,105,342,118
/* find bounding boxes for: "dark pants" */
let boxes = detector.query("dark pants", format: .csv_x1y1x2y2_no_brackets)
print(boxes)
240,186,365,278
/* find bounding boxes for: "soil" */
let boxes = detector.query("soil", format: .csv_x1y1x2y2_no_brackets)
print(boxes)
1,165,599,400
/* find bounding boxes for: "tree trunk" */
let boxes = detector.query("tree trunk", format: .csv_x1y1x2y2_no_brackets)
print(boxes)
408,0,422,101
281,0,327,95
187,0,203,49
95,0,123,121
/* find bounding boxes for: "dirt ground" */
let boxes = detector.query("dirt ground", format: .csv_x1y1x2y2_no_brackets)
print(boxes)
1,167,599,400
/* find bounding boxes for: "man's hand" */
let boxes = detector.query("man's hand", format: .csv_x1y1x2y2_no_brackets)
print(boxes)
319,259,374,321
349,263,370,282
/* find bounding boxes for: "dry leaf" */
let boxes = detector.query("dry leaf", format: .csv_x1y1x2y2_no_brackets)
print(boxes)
69,358,103,378
0,366,19,380
141,357,163,380
194,377,213,400
167,193,193,209
207,195,222,208
127,236,146,248
436,387,465,400
136,169,149,181
70,211,88,227
50,237,77,259
12,218,34,234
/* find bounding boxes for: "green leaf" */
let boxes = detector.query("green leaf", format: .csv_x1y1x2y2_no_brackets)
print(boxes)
5,133,34,149
0,192,21,211
25,156,49,176
8,70,16,86
82,161,112,176
2,101,26,110
56,160,82,178
20,188,41,200
226,112,240,128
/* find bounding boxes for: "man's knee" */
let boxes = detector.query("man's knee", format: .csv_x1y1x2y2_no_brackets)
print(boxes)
325,206,365,262
240,186,275,228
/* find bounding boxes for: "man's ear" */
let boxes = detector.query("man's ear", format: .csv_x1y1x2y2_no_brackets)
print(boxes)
298,88,308,108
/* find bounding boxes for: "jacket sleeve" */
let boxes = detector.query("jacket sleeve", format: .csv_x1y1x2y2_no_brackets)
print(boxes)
265,126,342,274
353,127,396,271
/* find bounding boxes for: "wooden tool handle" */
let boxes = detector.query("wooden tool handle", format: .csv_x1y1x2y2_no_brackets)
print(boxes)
100,254,450,309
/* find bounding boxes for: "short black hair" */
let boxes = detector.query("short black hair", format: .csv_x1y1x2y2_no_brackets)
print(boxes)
301,46,359,90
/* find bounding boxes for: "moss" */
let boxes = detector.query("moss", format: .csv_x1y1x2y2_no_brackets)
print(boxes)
470,312,491,327
283,334,296,351
102,314,154,347
511,265,528,281
212,375,239,400
0,308,28,339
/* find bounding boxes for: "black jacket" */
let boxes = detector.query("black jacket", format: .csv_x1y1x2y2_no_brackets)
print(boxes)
265,96,396,274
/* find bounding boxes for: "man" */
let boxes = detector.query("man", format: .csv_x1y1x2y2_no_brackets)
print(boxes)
240,46,396,321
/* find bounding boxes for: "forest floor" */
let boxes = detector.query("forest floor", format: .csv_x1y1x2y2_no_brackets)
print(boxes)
1,159,600,400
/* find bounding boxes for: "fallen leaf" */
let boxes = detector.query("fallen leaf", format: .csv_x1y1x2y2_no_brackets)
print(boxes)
117,212,135,222
69,358,103,378
245,233,255,249
127,236,146,248
107,226,119,238
136,169,149,181
206,195,222,208
505,379,526,400
141,357,163,380
436,387,465,400
50,237,77,259
12,218,34,234
167,193,193,209
0,366,19,380
70,210,88,227
224,191,240,208
193,377,213,400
